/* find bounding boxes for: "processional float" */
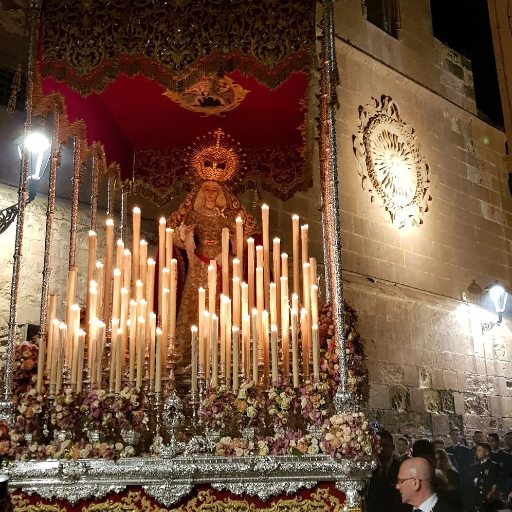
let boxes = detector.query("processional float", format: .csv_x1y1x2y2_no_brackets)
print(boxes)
1,0,377,509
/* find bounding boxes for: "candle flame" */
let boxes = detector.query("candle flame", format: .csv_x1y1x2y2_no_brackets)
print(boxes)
106,218,114,226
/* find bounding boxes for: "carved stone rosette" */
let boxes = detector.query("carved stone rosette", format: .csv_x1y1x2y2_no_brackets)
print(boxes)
7,455,375,507
353,95,431,228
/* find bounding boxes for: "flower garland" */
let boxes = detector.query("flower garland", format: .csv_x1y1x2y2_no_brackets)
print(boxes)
318,302,370,401
234,381,263,427
267,377,297,426
202,385,234,430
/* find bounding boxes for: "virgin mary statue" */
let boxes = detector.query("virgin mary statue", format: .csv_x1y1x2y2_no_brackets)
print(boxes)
166,129,258,367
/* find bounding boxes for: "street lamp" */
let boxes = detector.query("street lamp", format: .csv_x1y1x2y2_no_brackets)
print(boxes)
481,280,509,333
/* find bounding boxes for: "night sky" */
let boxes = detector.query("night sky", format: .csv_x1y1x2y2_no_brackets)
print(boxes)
430,0,504,127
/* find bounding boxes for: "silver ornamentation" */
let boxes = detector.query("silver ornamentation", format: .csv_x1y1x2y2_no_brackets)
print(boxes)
336,479,364,507
211,481,316,501
144,483,193,507
121,429,140,446
241,426,255,442
25,484,126,506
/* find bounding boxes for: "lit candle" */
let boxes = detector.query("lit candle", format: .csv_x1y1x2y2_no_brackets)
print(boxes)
115,328,122,393
311,284,319,327
292,215,300,297
103,219,115,324
271,325,278,384
191,326,198,393
291,308,299,387
312,324,319,380
55,322,66,392
198,287,205,368
65,266,77,328
256,267,264,316
301,224,309,271
251,309,258,384
86,231,97,326
135,279,143,304
128,299,137,381
236,216,244,274
120,287,129,367
123,249,132,295
208,264,217,317
256,245,264,269
262,310,269,384
281,253,288,282
139,240,148,292
136,316,145,389
149,312,156,385
261,204,270,309
204,310,211,379
220,295,226,374
112,268,121,321
222,227,230,295
109,319,119,392
247,238,255,312
158,218,166,319
300,308,309,378
95,262,104,320
233,258,241,281
161,288,170,361
132,207,141,284
76,329,85,393
96,321,105,387
165,227,174,270
233,277,240,329
155,327,162,392
116,239,124,270
232,326,239,391
242,313,250,380
309,257,317,287
146,258,156,314
281,277,289,377
211,315,218,387
225,297,232,384
273,238,281,323
169,259,178,351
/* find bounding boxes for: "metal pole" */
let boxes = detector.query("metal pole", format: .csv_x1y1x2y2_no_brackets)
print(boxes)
2,1,40,410
319,0,355,412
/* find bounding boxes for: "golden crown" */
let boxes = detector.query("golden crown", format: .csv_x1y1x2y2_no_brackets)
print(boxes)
189,128,244,183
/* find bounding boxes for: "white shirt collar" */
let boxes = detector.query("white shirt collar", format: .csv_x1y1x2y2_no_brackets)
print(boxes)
416,493,438,512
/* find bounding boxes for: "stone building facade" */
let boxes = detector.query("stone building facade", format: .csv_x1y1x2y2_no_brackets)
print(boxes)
0,0,510,442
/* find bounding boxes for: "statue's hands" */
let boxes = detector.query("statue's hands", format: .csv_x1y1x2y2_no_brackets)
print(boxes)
179,223,195,242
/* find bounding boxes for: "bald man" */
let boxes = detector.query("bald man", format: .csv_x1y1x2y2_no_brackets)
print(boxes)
396,458,461,512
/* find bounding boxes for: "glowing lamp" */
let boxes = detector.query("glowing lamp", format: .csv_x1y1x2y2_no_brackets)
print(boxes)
482,280,509,333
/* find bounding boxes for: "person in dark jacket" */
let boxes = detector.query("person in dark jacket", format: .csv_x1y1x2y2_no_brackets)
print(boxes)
472,442,499,512
366,430,409,512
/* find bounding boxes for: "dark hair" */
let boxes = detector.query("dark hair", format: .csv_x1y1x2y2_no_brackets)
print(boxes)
434,439,445,446
450,428,460,434
378,430,394,443
397,436,409,444
477,442,491,452
488,433,499,441
506,431,512,436
412,439,435,458
474,430,483,435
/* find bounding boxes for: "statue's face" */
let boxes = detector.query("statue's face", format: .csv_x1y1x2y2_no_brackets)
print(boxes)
202,181,220,206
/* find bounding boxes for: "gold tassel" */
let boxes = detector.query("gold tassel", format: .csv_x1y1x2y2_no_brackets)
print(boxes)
7,64,22,113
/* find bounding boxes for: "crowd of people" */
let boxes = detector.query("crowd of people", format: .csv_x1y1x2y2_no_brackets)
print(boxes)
366,428,512,512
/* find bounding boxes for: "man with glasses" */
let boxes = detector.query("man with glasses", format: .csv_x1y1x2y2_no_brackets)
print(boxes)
396,457,460,512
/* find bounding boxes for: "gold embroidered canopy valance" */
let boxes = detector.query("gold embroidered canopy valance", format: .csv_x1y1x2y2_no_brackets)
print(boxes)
41,0,316,96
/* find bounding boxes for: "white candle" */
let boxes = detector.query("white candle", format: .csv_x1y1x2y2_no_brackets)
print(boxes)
242,313,250,380
247,238,255,312
115,328,122,393
300,307,309,378
301,224,309,271
46,294,57,372
270,282,277,327
211,315,218,387
104,219,115,324
116,239,124,270
128,300,137,382
139,240,148,292
123,249,132,295
96,321,105,387
36,333,46,393
232,326,239,391
312,324,319,380
112,268,122,321
86,231,97,325
251,309,258,384
136,316,145,389
222,227,230,295
225,297,232,384
155,327,162,392
273,238,281,324
158,218,166,319
311,284,319,327
169,259,178,352
149,312,156,385
281,278,290,378
146,258,156,314
291,308,299,387
233,258,241,281
55,322,66,392
236,216,243,274
198,287,205,367
95,262,104,320
233,277,241,329
262,310,269,384
77,329,85,393
271,325,278,384
261,205,270,309
132,207,141,283
292,215,300,297
208,264,217,317
191,326,198,393
165,227,174,270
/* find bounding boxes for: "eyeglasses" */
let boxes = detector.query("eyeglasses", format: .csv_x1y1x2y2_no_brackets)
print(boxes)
396,477,418,485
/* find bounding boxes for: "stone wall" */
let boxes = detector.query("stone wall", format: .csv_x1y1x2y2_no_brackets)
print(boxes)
333,1,511,440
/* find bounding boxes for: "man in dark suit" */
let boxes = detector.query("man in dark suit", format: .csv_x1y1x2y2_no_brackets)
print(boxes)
470,431,485,463
396,457,461,512
446,427,472,511
472,442,499,512
397,436,412,463
487,433,512,499
504,431,512,456
366,430,409,512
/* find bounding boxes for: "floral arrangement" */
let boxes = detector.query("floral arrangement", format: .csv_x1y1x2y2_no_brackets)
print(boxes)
214,436,255,457
299,380,330,426
318,302,370,401
267,377,297,426
320,412,379,460
234,381,262,427
51,388,78,431
202,385,234,430
11,342,39,395
113,384,146,432
80,387,115,433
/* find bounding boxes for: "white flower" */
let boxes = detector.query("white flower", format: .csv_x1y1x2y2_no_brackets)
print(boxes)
235,448,244,457
307,444,319,455
220,436,232,445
